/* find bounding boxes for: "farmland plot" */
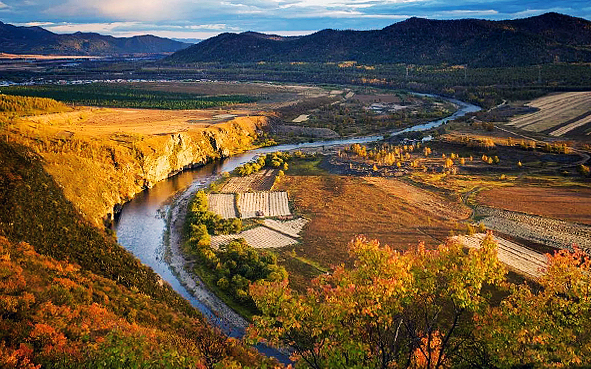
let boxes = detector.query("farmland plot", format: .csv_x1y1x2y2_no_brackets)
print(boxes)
210,226,298,249
477,206,591,252
506,92,591,135
220,169,277,193
239,191,291,219
455,233,547,279
207,194,237,219
263,218,309,238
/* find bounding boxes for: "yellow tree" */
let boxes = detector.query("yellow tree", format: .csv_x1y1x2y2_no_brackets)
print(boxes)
248,234,505,368
476,247,591,367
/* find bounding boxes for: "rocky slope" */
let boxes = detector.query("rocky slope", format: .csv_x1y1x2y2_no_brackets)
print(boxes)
5,114,269,227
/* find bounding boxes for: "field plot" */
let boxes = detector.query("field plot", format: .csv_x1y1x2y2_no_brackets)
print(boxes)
263,218,309,238
477,206,591,252
478,186,591,225
239,192,291,219
210,227,298,249
220,169,277,193
454,233,547,279
506,92,591,135
363,177,471,220
207,194,237,219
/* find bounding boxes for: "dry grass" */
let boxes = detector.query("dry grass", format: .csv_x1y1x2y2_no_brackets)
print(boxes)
506,92,591,134
4,108,267,226
220,169,277,193
478,186,591,225
18,106,259,137
276,175,468,275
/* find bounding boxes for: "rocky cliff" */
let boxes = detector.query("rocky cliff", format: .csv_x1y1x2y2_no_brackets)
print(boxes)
5,115,269,227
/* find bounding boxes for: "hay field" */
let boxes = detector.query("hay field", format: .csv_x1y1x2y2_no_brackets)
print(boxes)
454,233,547,279
18,106,256,137
207,194,237,219
478,186,591,225
275,175,468,271
363,177,471,220
220,169,277,193
210,226,298,249
477,206,591,253
263,218,309,238
506,92,591,135
239,192,291,219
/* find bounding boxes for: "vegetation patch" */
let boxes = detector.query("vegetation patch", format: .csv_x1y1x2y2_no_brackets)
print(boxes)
2,84,258,110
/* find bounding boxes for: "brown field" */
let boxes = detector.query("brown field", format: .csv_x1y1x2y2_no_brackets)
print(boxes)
478,186,591,225
220,169,277,193
506,92,591,135
18,106,258,137
275,175,470,287
210,226,298,249
363,177,471,220
454,234,547,279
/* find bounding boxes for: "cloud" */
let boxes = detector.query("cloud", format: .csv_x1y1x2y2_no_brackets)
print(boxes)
437,9,499,17
0,1,9,9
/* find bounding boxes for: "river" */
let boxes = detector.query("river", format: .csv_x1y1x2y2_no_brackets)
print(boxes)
114,95,480,362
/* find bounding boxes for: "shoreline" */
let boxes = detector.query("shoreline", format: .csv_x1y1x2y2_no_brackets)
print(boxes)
164,178,249,334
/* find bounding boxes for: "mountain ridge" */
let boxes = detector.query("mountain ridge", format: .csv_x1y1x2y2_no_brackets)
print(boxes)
0,21,191,55
168,12,591,67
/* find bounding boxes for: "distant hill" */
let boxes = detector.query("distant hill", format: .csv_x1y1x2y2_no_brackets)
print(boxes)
0,21,191,55
168,13,591,67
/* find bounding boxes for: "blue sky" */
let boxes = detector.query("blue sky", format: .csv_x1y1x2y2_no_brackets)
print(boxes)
1,0,590,40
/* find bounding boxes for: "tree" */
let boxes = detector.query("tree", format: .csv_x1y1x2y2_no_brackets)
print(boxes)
248,234,505,368
476,247,591,367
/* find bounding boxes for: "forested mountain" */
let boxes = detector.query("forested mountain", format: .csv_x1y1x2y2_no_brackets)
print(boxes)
0,21,190,55
168,12,591,67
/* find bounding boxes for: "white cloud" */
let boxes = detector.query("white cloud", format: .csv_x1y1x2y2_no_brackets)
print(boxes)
0,1,9,9
437,9,499,17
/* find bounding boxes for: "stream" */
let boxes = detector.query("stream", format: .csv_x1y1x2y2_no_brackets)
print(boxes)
113,94,480,362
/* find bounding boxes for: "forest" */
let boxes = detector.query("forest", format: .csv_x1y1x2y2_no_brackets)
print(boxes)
2,84,258,110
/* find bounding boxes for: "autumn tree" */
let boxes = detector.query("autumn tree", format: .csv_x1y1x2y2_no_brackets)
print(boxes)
248,234,506,368
476,247,591,367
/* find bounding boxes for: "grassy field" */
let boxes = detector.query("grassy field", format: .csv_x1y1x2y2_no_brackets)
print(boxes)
505,92,591,137
478,186,591,225
275,173,471,291
3,95,268,226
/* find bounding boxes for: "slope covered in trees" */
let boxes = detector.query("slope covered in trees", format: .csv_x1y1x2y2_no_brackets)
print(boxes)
168,13,591,67
0,21,190,55
0,140,271,367
249,235,591,368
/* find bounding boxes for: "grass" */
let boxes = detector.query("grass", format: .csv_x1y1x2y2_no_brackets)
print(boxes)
275,174,468,291
4,108,265,226
284,156,328,176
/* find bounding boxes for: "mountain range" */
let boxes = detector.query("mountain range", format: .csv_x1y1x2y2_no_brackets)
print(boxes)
168,12,591,67
0,21,191,55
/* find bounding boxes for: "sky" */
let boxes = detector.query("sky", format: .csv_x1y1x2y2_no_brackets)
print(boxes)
1,0,590,41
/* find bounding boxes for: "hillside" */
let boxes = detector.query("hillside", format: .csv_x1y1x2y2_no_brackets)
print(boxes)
168,12,591,67
0,140,271,367
1,94,269,227
0,21,190,55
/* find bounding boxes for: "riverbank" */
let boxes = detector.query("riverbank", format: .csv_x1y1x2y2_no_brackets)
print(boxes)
165,178,249,334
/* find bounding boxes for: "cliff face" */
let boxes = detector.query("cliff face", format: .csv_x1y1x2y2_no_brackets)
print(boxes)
6,115,269,227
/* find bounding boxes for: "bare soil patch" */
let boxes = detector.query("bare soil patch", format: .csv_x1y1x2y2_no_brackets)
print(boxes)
454,233,547,279
275,175,464,271
478,186,591,225
477,206,591,253
220,169,277,193
506,92,591,135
